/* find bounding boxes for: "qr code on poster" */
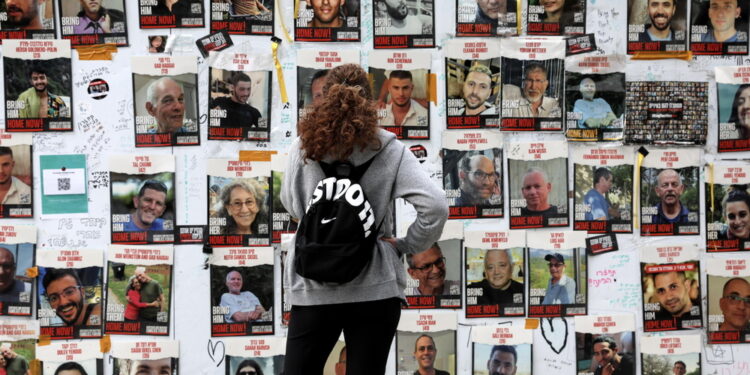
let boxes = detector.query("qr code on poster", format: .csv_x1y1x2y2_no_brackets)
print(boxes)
57,178,71,191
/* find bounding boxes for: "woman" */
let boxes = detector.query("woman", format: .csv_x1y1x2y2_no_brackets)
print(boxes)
540,0,579,27
235,359,264,375
728,84,750,139
124,277,159,321
218,180,267,235
148,36,166,53
720,189,750,240
281,64,447,374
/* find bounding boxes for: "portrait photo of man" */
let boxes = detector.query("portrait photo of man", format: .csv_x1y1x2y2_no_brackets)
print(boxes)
471,0,515,27
650,169,691,224
219,269,267,323
51,361,98,375
520,167,556,217
63,0,125,34
123,180,168,232
377,70,428,127
503,63,561,118
460,64,496,116
40,268,101,327
0,147,30,206
486,345,516,375
700,0,743,42
583,168,620,221
0,342,29,375
573,78,618,129
589,336,635,375
375,0,431,35
636,0,680,41
0,246,31,304
210,71,265,129
142,76,195,134
456,153,501,206
467,249,524,306
306,0,345,27
406,243,460,297
413,334,450,375
542,252,576,305
15,64,68,119
717,277,750,332
643,268,701,328
2,0,46,30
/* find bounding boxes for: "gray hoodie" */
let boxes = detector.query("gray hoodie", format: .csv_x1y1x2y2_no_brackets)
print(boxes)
281,129,449,305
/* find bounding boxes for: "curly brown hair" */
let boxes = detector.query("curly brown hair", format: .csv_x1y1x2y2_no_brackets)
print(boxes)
298,64,381,161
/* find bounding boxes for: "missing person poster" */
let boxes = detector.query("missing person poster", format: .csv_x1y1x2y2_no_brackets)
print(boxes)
295,0,359,42
472,325,531,375
58,0,128,47
690,0,748,55
296,49,359,122
209,52,272,141
279,234,292,328
132,55,199,147
396,311,456,375
707,257,750,343
0,318,37,374
404,221,463,310
111,340,178,375
456,0,518,36
109,154,175,245
208,158,271,247
624,81,708,144
640,244,702,332
641,335,700,375
627,0,687,53
224,336,286,375
0,132,32,218
104,245,173,336
370,49,431,139
442,131,503,220
0,0,56,40
38,340,103,375
3,39,72,132
639,148,700,236
465,230,525,318
706,163,750,251
527,0,586,35
575,314,636,375
565,55,626,142
500,37,565,131
572,145,633,234
0,225,33,317
210,0,273,36
445,38,501,129
271,154,297,244
37,249,102,340
138,0,203,28
373,0,434,48
528,231,587,318
210,246,274,337
716,66,750,152
507,140,569,229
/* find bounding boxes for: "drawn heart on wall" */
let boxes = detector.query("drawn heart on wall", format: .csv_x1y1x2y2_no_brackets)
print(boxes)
540,317,568,354
207,340,225,367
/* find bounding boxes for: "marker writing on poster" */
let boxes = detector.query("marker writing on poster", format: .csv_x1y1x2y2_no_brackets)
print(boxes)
589,269,616,288
206,340,225,367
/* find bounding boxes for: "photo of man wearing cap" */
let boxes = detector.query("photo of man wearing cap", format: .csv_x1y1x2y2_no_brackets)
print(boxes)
542,252,576,304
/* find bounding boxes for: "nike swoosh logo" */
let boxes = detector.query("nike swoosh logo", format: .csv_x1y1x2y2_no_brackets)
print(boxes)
321,218,336,224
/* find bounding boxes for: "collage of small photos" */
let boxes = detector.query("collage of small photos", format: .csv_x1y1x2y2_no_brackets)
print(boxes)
0,0,747,374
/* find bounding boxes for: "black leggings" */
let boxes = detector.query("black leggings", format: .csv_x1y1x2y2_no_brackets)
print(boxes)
283,297,402,375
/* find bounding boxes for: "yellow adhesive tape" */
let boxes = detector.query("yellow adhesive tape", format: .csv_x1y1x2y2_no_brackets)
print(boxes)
25,266,38,278
37,335,51,346
428,73,437,104
100,334,112,353
29,359,41,375
76,44,118,60
239,151,276,162
276,0,294,43
272,41,290,104
631,51,692,61
525,318,539,329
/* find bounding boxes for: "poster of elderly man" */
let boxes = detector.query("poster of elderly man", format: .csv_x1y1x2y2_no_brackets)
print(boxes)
132,56,199,147
57,0,128,46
